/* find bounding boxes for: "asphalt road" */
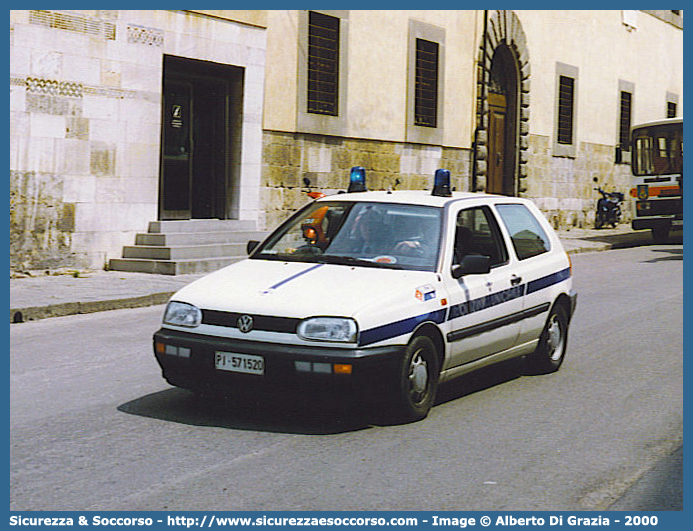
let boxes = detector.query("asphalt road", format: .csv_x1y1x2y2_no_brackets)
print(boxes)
10,244,683,511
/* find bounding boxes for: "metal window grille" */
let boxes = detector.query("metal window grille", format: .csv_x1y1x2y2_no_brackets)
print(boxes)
667,101,677,118
557,75,575,145
619,91,632,151
29,10,116,40
307,12,339,116
415,39,439,128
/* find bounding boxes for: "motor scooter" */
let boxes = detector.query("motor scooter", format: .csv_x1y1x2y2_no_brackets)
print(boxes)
593,179,624,229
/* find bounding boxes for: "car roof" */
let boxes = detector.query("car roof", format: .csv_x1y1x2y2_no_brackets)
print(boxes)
316,189,521,208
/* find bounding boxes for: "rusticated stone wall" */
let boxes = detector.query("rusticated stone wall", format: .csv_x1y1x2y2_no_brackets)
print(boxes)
260,131,473,230
10,171,76,269
260,131,635,233
525,135,634,229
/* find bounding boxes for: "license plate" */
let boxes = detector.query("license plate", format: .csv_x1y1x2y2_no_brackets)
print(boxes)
215,351,265,375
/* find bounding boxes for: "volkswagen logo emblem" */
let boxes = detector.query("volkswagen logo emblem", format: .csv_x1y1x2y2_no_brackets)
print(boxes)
237,315,254,333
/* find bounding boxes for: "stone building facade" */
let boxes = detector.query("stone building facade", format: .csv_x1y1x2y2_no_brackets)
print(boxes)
261,10,683,232
10,10,683,272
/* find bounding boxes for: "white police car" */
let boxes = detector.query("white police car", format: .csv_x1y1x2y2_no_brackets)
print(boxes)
154,168,577,422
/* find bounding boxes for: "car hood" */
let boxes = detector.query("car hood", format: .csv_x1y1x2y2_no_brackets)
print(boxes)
171,258,437,318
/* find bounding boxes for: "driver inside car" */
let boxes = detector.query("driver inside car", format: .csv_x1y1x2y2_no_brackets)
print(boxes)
330,206,435,259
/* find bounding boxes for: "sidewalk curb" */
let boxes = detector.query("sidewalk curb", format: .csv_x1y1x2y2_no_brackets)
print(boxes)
11,292,176,323
563,241,625,255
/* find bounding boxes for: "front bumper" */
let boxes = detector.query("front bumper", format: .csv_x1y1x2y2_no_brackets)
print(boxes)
632,217,683,231
153,328,405,396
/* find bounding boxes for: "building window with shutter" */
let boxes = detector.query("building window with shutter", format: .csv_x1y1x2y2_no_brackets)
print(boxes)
666,92,679,119
298,10,347,136
307,11,340,116
615,80,635,164
667,101,677,118
406,20,445,145
553,63,578,158
619,91,632,151
414,39,439,128
557,76,575,145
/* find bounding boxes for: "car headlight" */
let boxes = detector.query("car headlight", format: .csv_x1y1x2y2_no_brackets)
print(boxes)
163,301,202,328
297,317,358,343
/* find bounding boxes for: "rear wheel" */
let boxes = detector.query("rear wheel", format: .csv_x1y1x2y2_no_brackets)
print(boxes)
390,335,440,423
652,226,670,244
526,305,568,374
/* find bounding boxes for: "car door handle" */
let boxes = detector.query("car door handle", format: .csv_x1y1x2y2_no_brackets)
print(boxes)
510,275,522,286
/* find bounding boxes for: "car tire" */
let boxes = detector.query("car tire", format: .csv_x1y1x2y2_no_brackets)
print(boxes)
526,305,568,374
652,226,670,244
389,335,440,423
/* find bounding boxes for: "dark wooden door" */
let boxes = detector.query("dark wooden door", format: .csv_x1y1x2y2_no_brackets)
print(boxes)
487,92,506,195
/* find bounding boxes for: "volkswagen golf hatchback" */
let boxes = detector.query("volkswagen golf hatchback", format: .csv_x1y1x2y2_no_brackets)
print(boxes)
154,168,577,422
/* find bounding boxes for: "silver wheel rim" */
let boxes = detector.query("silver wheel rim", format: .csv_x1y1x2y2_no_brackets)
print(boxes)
408,349,429,403
547,316,565,362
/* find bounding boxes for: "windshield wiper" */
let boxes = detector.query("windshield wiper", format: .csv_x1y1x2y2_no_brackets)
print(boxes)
252,252,321,263
315,255,403,269
252,252,404,269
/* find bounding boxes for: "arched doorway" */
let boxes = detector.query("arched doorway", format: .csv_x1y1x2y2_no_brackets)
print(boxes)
487,44,519,196
473,11,531,196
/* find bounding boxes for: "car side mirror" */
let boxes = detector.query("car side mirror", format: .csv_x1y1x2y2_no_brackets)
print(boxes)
451,255,491,279
247,240,260,255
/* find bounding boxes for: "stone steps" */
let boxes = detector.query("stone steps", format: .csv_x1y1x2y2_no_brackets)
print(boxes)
122,243,247,260
109,256,246,276
135,230,266,246
109,219,267,275
147,219,258,233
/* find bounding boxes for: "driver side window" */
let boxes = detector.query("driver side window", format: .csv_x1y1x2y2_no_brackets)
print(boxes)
453,207,508,267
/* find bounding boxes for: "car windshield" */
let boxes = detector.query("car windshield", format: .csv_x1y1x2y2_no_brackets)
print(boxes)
253,201,443,271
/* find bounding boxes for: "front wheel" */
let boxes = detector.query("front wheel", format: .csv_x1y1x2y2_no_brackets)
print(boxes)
595,212,605,229
526,305,568,374
389,336,440,423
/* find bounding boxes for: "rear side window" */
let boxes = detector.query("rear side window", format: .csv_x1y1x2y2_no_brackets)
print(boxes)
495,204,551,260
